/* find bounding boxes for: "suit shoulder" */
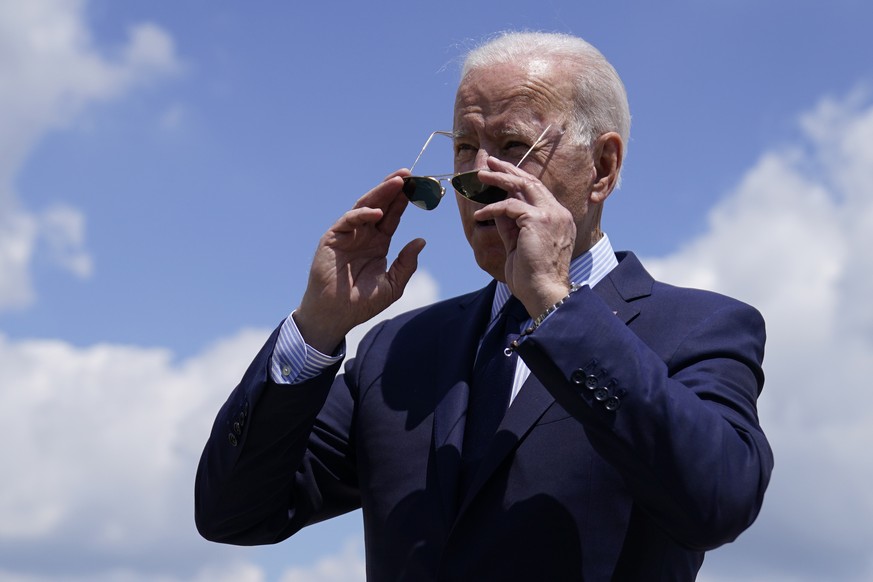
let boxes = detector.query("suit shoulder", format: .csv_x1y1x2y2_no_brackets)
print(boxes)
648,280,764,325
616,251,763,321
652,279,756,309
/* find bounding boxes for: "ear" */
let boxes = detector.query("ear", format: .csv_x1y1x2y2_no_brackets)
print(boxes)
589,132,623,204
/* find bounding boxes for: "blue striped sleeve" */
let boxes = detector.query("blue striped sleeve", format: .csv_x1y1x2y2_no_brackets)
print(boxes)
270,312,345,384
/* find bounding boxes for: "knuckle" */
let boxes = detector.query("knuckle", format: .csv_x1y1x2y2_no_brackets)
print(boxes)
520,176,539,189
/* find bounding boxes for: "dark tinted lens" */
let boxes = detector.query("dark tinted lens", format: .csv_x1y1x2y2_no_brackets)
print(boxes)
402,177,443,210
451,171,508,205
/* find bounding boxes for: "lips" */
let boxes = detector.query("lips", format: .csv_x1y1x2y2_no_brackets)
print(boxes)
477,219,496,227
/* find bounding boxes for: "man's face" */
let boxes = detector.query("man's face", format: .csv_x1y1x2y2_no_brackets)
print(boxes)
452,60,596,281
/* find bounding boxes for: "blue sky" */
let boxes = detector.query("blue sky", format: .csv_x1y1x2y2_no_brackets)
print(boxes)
2,1,873,581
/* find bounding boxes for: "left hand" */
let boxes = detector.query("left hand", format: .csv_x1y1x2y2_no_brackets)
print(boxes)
472,156,577,316
294,169,425,353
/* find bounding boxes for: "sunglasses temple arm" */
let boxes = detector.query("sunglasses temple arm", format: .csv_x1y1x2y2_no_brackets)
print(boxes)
408,135,433,174
409,131,455,173
408,130,454,173
516,123,553,167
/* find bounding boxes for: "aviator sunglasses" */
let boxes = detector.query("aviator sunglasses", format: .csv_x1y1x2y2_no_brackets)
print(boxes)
401,124,552,210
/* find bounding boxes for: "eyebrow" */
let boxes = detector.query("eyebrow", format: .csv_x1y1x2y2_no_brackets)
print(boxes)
452,124,542,141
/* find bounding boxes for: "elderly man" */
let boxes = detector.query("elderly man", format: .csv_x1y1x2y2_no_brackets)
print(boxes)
195,32,772,581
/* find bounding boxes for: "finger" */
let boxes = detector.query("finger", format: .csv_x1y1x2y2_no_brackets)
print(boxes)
484,155,529,178
469,199,523,253
332,206,385,233
387,238,426,296
476,157,557,206
352,173,406,210
472,196,531,223
384,168,412,181
353,173,411,237
377,181,412,236
494,214,520,252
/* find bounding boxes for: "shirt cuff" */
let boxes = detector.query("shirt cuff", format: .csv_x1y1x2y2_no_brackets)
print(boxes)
270,311,345,384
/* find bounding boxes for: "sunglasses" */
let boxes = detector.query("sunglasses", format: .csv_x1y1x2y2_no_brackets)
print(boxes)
401,131,453,210
401,124,552,211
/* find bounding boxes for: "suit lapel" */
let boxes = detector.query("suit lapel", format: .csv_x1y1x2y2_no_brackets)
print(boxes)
431,282,496,519
456,374,556,517
454,252,654,516
592,251,652,325
592,272,640,324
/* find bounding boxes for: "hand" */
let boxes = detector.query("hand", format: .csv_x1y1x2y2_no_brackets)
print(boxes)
294,170,426,353
472,157,576,316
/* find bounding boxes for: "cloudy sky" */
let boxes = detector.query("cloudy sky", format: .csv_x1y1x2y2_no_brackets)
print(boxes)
1,0,872,580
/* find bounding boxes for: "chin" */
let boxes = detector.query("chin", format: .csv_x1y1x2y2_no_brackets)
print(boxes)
462,218,506,280
473,250,506,282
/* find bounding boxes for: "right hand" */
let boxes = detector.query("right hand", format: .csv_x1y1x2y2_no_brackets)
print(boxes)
471,157,576,318
293,170,426,353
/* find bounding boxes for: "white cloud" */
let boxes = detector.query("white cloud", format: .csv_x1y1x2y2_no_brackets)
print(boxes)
0,561,266,582
0,211,38,308
0,0,181,311
0,268,437,581
0,327,268,543
39,205,94,278
646,92,873,581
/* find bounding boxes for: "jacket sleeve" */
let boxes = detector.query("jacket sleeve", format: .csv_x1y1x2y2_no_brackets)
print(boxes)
194,326,360,545
516,285,773,551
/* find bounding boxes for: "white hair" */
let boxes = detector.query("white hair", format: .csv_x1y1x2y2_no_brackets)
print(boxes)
461,32,631,159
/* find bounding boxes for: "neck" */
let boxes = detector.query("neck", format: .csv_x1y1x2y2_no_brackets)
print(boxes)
573,227,603,258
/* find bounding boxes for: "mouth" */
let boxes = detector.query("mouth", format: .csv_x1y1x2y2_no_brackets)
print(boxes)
476,219,496,227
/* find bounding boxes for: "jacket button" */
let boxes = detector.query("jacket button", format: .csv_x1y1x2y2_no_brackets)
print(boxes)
594,387,609,402
605,396,621,411
585,375,599,390
570,369,587,385
228,433,238,447
233,421,242,435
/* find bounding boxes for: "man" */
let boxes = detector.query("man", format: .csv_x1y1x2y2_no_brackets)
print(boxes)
195,32,772,581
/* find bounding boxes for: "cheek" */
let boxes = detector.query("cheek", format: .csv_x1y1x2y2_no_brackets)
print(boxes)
562,190,589,220
547,166,592,219
455,194,475,232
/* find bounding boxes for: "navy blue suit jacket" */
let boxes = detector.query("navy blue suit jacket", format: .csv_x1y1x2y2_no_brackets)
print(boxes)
195,252,772,581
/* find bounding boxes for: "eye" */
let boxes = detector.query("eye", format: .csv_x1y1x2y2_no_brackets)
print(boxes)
455,142,477,162
499,140,531,160
503,140,529,152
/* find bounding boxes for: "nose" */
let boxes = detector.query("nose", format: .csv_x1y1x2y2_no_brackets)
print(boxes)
473,148,491,171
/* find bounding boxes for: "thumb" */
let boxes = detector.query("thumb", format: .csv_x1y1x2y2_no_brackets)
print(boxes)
494,215,519,251
387,238,426,298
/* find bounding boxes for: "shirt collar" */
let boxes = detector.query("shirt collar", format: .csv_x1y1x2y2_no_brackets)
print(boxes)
491,233,618,320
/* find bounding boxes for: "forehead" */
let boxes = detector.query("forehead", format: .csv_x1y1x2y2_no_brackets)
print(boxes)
453,60,575,132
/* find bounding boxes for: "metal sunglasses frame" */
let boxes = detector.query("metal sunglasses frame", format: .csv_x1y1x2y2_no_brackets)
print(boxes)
401,124,552,210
